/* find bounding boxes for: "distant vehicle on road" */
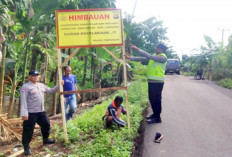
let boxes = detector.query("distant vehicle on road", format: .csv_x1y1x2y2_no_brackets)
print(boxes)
165,59,180,75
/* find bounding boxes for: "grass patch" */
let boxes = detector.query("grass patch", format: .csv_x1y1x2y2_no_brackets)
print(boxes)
181,71,195,76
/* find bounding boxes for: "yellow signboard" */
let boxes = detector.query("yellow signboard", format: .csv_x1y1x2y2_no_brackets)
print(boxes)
55,9,123,48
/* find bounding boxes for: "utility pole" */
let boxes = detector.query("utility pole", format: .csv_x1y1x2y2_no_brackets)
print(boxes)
131,0,138,22
218,28,229,46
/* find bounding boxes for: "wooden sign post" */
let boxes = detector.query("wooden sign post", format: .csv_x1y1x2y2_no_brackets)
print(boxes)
122,46,131,135
57,50,68,142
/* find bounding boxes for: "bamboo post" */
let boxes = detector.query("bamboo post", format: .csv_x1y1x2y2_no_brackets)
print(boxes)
102,47,124,65
122,46,131,136
60,48,80,68
8,149,24,157
57,50,68,142
102,46,131,135
60,86,127,95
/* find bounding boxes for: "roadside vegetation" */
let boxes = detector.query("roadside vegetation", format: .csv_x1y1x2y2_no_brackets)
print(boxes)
53,77,148,156
217,78,232,89
181,35,232,89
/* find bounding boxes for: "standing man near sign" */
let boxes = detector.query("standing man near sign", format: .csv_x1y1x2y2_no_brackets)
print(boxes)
20,70,60,155
63,66,81,121
125,43,168,124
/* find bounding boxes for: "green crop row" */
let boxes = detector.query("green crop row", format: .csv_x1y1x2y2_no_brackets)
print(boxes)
54,79,148,157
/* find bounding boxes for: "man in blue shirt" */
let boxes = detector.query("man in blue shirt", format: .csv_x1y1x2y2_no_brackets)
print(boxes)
62,66,81,121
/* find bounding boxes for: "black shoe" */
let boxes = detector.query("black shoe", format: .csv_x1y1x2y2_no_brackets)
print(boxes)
146,114,155,119
146,117,162,124
154,132,163,143
43,138,56,145
24,145,32,155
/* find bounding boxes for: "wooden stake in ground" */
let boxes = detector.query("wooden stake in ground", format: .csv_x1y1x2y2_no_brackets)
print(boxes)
60,86,127,95
8,149,24,157
122,46,131,136
57,50,68,142
61,48,80,67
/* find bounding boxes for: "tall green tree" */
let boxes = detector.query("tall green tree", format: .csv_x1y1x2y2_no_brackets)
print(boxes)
124,16,177,58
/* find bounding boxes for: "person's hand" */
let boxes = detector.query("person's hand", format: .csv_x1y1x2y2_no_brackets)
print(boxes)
61,80,64,86
124,54,131,60
22,116,29,121
130,44,139,51
77,93,81,101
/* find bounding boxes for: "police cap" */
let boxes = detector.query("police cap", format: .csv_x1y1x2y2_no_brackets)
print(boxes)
29,70,40,76
156,43,168,52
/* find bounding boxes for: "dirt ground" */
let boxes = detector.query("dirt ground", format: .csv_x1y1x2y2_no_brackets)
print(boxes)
0,98,104,156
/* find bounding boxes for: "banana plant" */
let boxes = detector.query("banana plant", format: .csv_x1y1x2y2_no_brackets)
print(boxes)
14,0,61,83
0,3,11,112
6,63,21,118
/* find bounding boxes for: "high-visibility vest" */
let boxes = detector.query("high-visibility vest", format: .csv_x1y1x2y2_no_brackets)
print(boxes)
146,53,167,81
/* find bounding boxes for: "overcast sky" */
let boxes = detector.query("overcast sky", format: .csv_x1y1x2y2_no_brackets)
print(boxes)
116,0,232,57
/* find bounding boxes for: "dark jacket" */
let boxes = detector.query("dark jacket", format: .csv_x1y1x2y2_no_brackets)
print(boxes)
103,100,126,127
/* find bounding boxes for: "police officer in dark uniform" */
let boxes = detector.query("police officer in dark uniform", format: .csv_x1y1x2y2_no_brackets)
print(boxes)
125,43,168,124
20,70,60,155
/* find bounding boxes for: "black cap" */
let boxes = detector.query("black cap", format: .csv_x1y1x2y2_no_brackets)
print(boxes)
29,70,40,76
156,43,168,52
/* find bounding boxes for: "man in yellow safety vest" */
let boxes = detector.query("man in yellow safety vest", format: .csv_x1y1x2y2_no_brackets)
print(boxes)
125,43,167,124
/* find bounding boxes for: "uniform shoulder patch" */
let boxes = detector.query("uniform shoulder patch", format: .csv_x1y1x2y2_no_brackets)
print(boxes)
21,88,25,93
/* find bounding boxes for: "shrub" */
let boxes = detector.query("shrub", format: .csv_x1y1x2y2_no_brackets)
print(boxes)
217,78,232,89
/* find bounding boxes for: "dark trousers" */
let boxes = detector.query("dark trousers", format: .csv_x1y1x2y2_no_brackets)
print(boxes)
148,82,164,118
22,112,50,146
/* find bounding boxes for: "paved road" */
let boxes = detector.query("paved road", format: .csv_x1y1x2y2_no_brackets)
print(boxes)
142,75,232,157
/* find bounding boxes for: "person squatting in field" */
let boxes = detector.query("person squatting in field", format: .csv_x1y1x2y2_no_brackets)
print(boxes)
102,96,127,127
